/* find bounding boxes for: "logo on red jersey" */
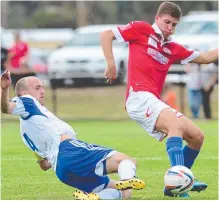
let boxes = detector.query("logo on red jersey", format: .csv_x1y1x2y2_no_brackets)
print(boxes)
147,48,169,65
163,47,171,55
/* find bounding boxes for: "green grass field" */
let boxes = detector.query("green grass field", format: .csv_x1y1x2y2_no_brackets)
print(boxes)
1,119,218,200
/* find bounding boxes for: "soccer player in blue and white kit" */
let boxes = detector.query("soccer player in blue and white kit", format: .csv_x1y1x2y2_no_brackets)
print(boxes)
1,70,146,200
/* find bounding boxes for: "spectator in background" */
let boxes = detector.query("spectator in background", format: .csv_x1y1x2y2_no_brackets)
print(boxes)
161,83,179,110
185,63,202,119
5,31,35,87
1,45,8,74
7,31,29,70
200,62,218,119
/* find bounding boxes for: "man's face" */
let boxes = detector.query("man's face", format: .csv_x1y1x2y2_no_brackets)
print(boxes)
26,78,45,105
155,14,179,39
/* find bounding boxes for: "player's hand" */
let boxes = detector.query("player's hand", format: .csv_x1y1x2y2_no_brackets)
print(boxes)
38,159,52,171
104,64,117,84
1,70,11,89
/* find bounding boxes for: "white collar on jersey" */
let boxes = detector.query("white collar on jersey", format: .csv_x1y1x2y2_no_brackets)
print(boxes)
152,23,173,43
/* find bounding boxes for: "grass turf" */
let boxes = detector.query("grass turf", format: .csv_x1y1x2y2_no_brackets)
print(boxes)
1,120,218,200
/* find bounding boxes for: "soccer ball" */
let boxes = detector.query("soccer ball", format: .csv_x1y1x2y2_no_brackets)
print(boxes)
164,165,194,195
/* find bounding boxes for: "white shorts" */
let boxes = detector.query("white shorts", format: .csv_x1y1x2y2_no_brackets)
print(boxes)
94,150,117,177
126,88,183,141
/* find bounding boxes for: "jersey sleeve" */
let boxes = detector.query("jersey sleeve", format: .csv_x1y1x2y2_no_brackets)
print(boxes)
11,97,29,117
11,95,48,120
112,21,151,43
172,43,200,64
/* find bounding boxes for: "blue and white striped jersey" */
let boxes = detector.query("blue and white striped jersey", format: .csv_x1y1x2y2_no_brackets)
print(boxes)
10,95,77,171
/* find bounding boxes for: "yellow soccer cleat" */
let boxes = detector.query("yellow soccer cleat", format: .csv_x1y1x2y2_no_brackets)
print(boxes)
115,178,146,191
73,189,100,200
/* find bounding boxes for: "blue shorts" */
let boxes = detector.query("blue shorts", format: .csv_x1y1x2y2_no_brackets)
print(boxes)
56,139,115,193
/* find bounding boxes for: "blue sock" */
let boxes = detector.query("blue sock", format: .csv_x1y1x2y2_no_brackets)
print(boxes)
183,145,200,169
166,137,184,166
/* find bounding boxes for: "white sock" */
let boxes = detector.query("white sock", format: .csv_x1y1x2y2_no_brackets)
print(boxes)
118,159,136,180
96,188,122,200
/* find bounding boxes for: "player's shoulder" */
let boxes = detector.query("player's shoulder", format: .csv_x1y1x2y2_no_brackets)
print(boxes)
131,20,152,28
129,21,153,35
169,37,188,48
20,95,36,101
11,95,38,105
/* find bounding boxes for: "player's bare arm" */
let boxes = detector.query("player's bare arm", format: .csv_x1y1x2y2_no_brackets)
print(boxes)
190,48,218,64
100,30,117,84
1,70,16,114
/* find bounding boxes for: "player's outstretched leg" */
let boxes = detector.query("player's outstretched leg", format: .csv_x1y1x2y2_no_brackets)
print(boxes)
74,189,100,200
115,177,146,190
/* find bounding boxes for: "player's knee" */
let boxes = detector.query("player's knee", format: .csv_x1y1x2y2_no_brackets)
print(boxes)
121,156,136,166
115,152,136,164
130,157,137,165
193,129,204,146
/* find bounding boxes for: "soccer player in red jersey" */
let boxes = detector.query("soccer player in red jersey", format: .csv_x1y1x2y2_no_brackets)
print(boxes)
100,1,218,197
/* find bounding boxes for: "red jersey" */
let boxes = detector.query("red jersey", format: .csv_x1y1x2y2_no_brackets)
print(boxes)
113,21,200,99
9,42,29,68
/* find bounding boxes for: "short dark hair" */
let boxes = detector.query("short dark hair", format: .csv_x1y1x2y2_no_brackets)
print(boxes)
157,1,182,19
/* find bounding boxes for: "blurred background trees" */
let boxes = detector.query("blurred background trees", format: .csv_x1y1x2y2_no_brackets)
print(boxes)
1,1,218,29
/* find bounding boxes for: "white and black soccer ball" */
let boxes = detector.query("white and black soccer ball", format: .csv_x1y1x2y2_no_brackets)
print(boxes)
164,165,194,195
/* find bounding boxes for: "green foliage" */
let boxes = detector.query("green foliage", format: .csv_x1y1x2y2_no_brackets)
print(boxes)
1,120,218,199
30,8,75,28
6,1,218,29
7,4,27,28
